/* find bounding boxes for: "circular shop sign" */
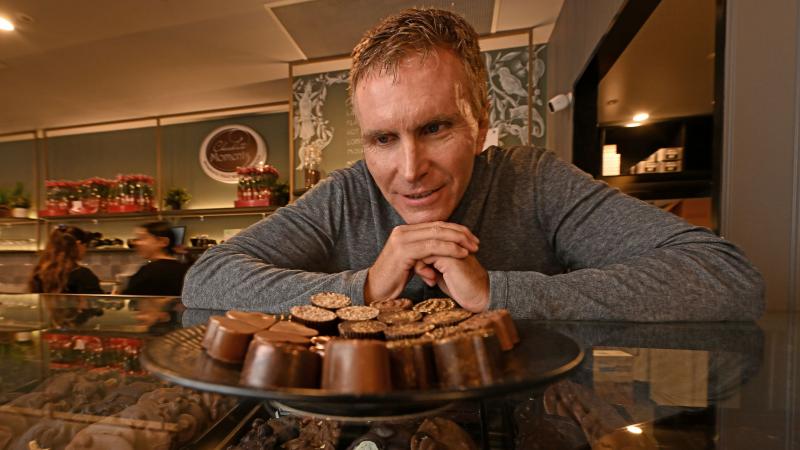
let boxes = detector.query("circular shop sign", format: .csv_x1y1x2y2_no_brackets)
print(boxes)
199,125,268,183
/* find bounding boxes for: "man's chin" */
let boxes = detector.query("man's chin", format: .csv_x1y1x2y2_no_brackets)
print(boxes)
397,209,450,225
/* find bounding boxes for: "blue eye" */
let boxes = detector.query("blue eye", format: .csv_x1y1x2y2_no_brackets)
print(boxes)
423,123,441,134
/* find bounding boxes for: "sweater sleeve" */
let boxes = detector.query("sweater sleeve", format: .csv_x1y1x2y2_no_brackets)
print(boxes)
488,151,765,321
181,174,369,312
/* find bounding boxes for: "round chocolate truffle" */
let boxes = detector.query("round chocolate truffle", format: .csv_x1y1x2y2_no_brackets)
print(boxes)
205,317,261,363
226,310,278,329
338,320,387,339
460,309,519,351
413,298,456,314
370,298,413,311
290,305,337,335
241,340,321,389
270,320,319,337
336,306,380,322
378,310,422,325
384,322,435,341
386,337,437,390
422,309,473,327
321,339,392,393
202,315,225,349
432,329,503,388
310,292,352,310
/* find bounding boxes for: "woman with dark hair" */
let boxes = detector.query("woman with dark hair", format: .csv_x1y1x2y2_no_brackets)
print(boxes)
29,225,103,294
122,221,189,296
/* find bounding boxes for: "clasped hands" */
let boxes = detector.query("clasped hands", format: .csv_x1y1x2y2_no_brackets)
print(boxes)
364,221,489,312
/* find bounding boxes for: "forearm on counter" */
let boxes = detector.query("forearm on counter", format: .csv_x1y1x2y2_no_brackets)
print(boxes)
181,245,369,311
489,243,765,321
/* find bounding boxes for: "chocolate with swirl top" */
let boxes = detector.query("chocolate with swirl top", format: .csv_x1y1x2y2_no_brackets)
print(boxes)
370,298,413,311
336,305,380,322
378,310,422,325
412,298,456,314
422,309,473,327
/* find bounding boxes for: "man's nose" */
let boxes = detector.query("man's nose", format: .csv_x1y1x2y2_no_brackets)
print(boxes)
400,138,428,182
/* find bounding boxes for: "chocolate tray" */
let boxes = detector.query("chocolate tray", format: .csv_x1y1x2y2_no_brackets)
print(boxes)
140,324,583,417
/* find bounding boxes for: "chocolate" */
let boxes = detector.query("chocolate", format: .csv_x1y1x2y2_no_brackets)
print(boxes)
289,305,337,335
378,310,422,325
460,309,519,351
336,305,380,322
225,310,278,329
338,320,387,339
432,329,503,388
412,298,456,314
370,298,413,311
321,339,392,393
253,329,310,345
422,309,473,327
270,320,319,337
412,418,478,450
205,317,261,363
424,326,464,340
386,338,437,390
240,340,321,389
202,315,225,349
384,322,435,340
310,292,352,310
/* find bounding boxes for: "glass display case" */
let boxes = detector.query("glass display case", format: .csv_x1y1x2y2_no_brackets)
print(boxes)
0,294,796,449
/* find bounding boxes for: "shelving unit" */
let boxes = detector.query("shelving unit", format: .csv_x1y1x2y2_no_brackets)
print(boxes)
38,206,278,223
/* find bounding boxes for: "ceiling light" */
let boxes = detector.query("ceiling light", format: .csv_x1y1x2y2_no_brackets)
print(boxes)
626,425,643,435
0,17,14,31
625,122,642,128
632,112,649,122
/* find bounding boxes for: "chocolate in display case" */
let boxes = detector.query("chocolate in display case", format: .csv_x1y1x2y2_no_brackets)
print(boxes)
0,294,244,450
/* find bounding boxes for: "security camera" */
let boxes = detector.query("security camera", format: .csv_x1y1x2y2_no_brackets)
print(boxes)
548,92,573,113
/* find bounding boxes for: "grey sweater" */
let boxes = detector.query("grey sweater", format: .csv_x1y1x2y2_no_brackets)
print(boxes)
183,147,764,321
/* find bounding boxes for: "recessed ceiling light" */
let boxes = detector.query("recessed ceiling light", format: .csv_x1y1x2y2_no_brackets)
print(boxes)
632,112,649,122
625,122,642,128
0,17,14,31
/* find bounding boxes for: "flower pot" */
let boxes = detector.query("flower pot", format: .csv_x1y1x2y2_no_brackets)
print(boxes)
11,207,28,218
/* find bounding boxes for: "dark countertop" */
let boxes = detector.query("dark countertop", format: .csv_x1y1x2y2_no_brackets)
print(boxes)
1,293,797,449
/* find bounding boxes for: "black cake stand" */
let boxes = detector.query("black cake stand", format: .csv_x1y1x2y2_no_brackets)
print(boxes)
140,324,583,417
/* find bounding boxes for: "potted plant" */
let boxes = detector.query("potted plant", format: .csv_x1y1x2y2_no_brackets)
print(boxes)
0,188,9,218
9,182,30,218
164,187,190,210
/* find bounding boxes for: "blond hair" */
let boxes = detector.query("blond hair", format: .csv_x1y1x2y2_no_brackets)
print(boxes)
350,8,489,128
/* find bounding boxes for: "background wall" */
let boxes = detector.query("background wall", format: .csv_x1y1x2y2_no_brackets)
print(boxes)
162,112,290,209
545,0,624,162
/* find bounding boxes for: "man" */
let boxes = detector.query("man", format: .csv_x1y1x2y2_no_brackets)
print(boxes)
183,9,763,320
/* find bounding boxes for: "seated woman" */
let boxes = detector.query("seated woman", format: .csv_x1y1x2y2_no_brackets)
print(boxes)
123,221,189,296
29,225,103,294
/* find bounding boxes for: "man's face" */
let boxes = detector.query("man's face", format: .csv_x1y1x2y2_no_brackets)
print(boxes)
354,49,487,224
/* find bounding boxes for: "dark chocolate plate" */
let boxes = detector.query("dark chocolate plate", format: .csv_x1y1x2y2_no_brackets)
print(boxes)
141,324,583,417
